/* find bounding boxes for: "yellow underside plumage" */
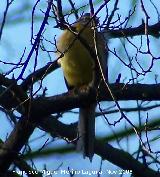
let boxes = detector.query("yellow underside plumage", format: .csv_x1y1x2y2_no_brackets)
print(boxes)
57,23,95,87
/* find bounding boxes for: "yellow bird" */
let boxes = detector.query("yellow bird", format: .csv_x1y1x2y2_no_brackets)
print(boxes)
57,13,107,161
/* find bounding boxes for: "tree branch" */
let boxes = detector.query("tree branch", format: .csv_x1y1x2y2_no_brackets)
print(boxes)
21,60,59,91
0,82,160,116
29,83,160,118
103,21,160,39
0,117,35,173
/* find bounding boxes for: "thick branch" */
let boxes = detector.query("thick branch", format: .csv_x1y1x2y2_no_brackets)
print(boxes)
0,118,35,173
0,74,28,112
104,22,160,38
29,83,160,118
21,60,59,91
0,83,160,117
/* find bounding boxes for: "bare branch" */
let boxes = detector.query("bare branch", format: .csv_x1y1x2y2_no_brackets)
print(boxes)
17,0,53,80
104,22,160,39
0,0,14,41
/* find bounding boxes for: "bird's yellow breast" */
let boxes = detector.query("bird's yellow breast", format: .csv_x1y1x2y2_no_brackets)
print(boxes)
57,24,95,87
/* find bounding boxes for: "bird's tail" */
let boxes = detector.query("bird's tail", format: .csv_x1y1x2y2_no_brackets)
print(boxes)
76,103,96,161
